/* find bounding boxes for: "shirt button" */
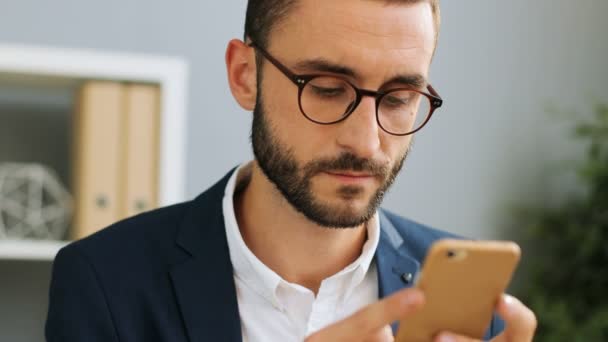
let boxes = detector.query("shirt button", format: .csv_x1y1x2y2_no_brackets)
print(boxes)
401,273,413,284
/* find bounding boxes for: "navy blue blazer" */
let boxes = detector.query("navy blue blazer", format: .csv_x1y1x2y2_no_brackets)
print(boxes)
46,169,504,341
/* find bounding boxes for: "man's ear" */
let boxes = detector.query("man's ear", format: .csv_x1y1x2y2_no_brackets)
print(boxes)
225,39,257,111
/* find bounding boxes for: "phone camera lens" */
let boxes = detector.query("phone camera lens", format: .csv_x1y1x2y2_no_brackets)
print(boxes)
447,250,456,258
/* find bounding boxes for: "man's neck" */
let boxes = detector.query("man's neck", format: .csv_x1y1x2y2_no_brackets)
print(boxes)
234,162,369,294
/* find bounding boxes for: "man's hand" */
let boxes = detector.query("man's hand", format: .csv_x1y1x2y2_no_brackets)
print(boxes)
305,288,425,342
305,291,536,342
434,295,537,342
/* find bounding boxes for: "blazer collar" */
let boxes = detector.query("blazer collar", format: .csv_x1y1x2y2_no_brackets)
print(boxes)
170,168,242,342
376,211,422,333
376,211,421,297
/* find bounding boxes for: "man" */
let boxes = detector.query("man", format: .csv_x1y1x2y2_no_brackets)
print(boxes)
46,0,537,341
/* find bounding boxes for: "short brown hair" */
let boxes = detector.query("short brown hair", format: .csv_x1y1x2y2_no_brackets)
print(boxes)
244,0,441,49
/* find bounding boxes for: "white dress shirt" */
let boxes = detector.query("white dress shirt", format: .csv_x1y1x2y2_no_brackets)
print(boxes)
222,164,381,341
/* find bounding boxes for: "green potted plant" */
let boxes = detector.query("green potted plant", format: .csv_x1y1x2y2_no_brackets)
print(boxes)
516,104,608,341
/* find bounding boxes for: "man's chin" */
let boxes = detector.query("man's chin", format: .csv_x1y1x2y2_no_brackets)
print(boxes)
305,199,376,228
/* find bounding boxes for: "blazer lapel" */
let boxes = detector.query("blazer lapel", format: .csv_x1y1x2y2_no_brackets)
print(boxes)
170,170,242,342
376,211,421,334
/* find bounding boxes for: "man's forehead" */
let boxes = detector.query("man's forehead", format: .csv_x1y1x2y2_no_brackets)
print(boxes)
269,0,435,85
274,0,435,51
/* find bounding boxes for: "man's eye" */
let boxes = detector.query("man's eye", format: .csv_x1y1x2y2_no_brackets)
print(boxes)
311,86,345,97
384,95,410,107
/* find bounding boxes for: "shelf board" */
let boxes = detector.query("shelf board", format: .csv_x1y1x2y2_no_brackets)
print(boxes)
0,239,69,261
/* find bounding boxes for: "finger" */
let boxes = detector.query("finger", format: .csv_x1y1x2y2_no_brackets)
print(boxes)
305,288,424,342
434,332,481,342
382,324,395,341
346,288,424,335
363,325,394,342
493,294,537,342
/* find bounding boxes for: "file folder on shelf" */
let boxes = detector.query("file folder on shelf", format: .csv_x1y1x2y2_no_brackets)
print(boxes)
122,84,160,219
72,81,125,239
71,82,161,240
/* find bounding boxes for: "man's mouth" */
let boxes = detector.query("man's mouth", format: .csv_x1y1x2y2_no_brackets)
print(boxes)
326,171,373,177
323,171,378,184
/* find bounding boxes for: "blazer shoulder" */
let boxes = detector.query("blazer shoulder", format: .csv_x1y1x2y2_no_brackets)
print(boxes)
60,168,236,275
64,201,192,266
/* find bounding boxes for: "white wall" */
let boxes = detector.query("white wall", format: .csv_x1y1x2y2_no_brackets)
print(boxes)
0,1,606,341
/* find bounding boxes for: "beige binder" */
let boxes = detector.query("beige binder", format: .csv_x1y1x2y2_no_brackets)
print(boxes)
122,84,160,218
72,81,126,239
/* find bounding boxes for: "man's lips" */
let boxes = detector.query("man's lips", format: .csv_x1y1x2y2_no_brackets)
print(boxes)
325,171,374,177
323,171,377,184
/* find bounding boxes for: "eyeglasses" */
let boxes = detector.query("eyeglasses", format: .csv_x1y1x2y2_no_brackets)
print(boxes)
249,41,443,136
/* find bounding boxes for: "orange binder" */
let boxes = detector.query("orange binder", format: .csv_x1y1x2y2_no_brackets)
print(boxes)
72,81,126,239
122,84,160,218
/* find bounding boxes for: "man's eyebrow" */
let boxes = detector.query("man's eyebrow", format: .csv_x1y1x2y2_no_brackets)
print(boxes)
293,58,427,89
293,59,357,78
385,74,427,89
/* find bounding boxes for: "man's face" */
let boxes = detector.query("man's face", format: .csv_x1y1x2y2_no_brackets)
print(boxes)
252,0,436,228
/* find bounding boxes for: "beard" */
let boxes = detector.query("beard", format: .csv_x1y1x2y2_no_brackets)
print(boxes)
251,95,409,228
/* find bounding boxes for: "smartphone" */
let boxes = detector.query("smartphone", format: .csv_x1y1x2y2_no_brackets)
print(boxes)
395,239,521,342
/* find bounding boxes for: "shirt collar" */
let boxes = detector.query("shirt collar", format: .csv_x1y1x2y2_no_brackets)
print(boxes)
223,163,282,308
223,163,380,308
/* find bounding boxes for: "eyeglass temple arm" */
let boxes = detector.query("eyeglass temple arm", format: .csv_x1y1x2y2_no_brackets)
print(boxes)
249,40,443,108
248,42,301,85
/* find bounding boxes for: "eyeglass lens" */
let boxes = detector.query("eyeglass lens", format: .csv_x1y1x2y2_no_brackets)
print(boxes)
299,76,431,135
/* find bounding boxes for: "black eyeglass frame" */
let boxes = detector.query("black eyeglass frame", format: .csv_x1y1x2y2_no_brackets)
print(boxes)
249,41,443,136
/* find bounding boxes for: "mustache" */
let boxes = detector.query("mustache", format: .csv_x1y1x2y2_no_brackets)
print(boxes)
303,153,389,178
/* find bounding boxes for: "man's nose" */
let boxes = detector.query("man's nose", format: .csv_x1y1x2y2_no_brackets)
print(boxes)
335,96,381,159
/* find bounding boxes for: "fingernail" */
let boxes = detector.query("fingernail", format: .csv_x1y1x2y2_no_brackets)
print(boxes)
436,333,455,342
502,294,515,315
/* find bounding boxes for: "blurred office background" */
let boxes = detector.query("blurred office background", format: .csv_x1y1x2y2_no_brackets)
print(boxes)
0,1,607,341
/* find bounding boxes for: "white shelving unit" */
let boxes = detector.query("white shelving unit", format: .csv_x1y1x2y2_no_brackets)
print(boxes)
0,240,69,261
0,44,189,262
